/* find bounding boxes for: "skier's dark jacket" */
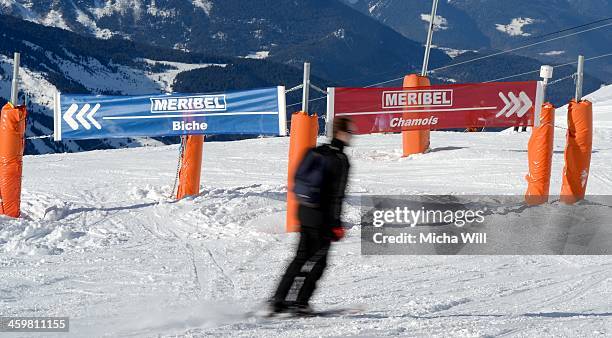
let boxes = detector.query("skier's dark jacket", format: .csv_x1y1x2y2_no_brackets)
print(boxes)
297,138,350,239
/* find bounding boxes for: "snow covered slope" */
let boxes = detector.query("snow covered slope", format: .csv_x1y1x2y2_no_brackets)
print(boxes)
0,87,611,336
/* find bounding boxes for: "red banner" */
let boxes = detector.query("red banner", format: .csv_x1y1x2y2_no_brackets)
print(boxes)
329,81,543,134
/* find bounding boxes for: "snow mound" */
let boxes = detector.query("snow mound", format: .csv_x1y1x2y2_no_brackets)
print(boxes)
0,216,86,255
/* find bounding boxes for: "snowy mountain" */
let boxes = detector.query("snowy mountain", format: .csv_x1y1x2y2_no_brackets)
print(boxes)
432,52,605,106
0,13,227,154
1,84,611,336
0,2,607,156
0,15,329,154
344,0,612,80
0,0,451,85
2,0,605,91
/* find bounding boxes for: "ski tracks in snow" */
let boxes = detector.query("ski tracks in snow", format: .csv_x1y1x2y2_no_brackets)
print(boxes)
4,131,612,337
119,183,286,303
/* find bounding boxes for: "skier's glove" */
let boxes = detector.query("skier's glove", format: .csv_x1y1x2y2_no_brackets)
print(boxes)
331,226,345,241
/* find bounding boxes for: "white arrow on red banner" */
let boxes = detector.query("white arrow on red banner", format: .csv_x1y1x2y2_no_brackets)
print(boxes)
496,91,533,118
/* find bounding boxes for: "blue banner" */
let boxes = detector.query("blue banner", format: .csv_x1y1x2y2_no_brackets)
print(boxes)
54,87,286,140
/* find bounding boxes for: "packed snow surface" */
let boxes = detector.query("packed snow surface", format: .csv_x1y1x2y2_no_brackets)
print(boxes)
1,87,611,337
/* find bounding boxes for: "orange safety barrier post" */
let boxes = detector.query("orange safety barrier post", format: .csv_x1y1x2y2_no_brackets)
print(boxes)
286,112,319,232
402,74,431,157
176,135,205,199
560,100,593,204
0,103,27,218
525,103,555,205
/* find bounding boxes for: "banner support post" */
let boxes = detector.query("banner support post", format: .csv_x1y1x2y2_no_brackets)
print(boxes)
277,86,287,136
53,91,62,141
10,52,20,105
326,87,335,140
302,62,311,113
575,55,584,101
534,82,544,128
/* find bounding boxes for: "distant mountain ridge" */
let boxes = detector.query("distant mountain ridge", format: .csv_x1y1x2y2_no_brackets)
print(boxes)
344,0,612,80
0,14,328,155
2,0,605,86
0,1,607,155
0,0,451,85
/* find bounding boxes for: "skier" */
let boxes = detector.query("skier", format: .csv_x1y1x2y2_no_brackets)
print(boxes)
269,116,353,316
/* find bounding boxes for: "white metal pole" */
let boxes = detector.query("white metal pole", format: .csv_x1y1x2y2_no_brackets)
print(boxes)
277,86,287,136
575,55,584,101
540,65,553,103
301,62,311,113
421,0,439,76
326,87,335,140
10,52,21,105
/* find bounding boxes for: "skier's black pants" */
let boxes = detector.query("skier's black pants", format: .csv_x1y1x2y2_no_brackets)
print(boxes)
273,228,330,306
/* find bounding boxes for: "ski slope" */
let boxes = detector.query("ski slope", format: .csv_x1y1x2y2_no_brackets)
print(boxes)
1,86,611,337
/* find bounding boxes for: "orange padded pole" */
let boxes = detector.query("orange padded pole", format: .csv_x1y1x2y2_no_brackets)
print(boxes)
402,74,431,157
525,104,555,205
286,112,319,232
176,135,204,199
0,103,27,218
560,100,593,204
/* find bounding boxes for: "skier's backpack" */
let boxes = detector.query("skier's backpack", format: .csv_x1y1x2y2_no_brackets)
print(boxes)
293,149,327,207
